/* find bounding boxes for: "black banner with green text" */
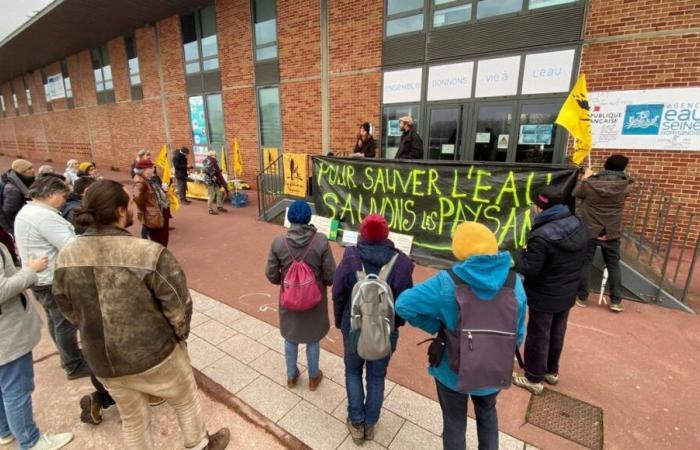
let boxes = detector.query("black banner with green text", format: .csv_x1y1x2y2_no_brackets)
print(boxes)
313,157,578,264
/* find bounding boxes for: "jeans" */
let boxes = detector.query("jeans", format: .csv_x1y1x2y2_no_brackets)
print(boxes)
0,353,41,450
207,186,225,210
176,177,188,201
524,309,570,383
284,340,319,379
98,344,208,450
578,239,622,304
435,380,499,450
140,224,149,239
31,287,86,376
342,333,394,426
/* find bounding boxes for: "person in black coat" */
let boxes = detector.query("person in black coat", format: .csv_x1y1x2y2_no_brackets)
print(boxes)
171,147,192,204
1,159,35,235
512,185,590,395
352,123,377,158
395,116,423,160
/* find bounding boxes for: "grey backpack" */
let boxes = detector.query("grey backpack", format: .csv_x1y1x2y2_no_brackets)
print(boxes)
350,254,399,361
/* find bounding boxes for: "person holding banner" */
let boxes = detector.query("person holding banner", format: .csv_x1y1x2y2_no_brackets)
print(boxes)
574,154,634,312
203,151,229,215
395,116,423,160
352,122,377,158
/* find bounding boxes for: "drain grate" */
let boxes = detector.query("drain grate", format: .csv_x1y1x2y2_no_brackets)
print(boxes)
525,388,604,450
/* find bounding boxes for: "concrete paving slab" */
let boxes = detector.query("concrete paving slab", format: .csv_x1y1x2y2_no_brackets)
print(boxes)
201,355,259,395
257,330,285,353
389,422,441,450
500,432,526,450
372,408,406,448
237,376,302,423
293,371,346,413
231,314,276,340
250,349,306,386
191,291,218,312
384,385,443,435
338,434,387,450
190,310,210,328
186,337,226,371
278,400,348,450
191,320,237,346
204,301,246,325
218,334,268,364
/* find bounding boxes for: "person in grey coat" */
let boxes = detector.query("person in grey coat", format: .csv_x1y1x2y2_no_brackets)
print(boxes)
265,200,336,391
0,243,74,450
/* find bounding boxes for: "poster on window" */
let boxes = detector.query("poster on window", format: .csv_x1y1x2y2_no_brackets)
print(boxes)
188,96,208,145
283,153,308,197
46,74,66,100
383,68,422,104
519,125,554,145
589,88,700,151
521,49,575,95
475,56,520,98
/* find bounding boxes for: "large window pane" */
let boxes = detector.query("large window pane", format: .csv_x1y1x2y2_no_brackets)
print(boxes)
202,58,220,71
200,6,217,38
255,19,277,46
181,14,197,44
186,62,201,74
64,77,72,98
387,13,424,36
381,104,421,158
184,42,200,63
100,45,110,65
428,107,461,160
90,48,102,70
258,87,282,148
102,65,112,82
256,45,278,61
388,0,423,15
516,103,559,163
474,105,512,162
434,4,471,28
206,94,224,144
477,0,522,19
201,35,218,58
128,59,140,80
529,0,576,9
254,0,276,23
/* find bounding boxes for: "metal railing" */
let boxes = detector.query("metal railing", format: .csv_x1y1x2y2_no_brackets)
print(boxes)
256,155,285,220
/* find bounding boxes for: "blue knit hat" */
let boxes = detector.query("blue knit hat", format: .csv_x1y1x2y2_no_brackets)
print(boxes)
288,200,311,225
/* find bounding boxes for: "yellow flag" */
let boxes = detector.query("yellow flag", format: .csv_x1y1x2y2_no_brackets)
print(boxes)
167,184,180,213
155,144,171,185
555,74,592,165
220,149,227,174
233,138,243,177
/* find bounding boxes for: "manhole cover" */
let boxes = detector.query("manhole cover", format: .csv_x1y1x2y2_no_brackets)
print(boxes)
525,388,604,450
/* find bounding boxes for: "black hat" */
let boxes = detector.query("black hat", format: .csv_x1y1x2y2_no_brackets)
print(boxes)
532,185,563,210
604,154,629,171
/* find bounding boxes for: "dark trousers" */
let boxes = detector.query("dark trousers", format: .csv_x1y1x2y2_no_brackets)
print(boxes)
578,238,622,304
90,374,115,408
176,177,188,201
435,380,499,450
145,209,170,248
524,308,570,383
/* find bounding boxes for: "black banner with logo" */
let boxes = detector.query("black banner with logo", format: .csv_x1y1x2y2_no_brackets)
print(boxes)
312,157,578,264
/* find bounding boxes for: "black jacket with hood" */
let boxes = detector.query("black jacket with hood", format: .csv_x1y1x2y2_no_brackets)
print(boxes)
515,204,590,313
1,170,33,234
396,128,424,160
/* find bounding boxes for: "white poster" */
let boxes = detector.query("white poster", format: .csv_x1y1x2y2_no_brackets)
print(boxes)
475,132,491,143
521,49,575,95
388,232,414,255
497,134,510,149
475,56,520,98
46,73,66,100
427,62,473,101
383,68,422,104
589,88,700,151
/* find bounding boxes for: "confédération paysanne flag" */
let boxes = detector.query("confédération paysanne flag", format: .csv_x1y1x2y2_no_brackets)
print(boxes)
555,74,592,165
220,149,227,174
155,144,172,185
233,138,243,177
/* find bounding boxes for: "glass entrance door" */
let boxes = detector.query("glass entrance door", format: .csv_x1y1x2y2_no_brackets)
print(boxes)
471,103,514,162
427,105,463,160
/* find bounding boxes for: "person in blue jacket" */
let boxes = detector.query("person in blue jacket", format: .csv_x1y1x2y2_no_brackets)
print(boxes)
396,222,527,450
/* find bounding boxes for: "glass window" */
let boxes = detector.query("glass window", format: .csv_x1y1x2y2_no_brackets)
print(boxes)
202,58,220,71
387,14,424,36
0,95,5,113
181,7,220,73
186,62,200,74
207,94,224,143
12,93,19,110
381,104,421,158
434,3,471,28
254,0,278,61
256,20,277,46
476,0,522,20
428,107,462,160
516,103,559,163
258,87,282,148
388,0,423,15
91,45,113,99
256,46,278,61
529,0,576,9
125,35,141,86
60,60,73,109
25,89,32,107
473,104,512,162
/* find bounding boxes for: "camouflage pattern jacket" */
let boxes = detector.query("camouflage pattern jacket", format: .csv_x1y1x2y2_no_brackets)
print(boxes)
52,226,192,378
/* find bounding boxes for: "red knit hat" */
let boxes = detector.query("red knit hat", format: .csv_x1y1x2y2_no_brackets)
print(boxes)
360,214,389,241
135,159,154,169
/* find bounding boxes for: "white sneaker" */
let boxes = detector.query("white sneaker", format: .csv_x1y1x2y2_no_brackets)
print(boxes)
512,374,544,395
29,433,74,450
0,434,15,445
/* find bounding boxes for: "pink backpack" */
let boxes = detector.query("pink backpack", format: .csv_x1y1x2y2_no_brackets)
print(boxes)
280,234,322,312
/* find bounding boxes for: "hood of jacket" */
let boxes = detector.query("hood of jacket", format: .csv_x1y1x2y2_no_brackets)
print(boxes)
587,172,631,198
451,251,512,300
286,224,317,248
357,239,397,271
532,204,589,252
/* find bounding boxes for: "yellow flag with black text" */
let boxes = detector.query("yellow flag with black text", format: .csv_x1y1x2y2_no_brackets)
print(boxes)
233,138,243,177
555,74,592,165
155,144,172,185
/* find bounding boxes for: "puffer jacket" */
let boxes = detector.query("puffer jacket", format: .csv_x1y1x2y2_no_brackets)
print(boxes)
52,226,192,378
572,171,633,240
2,170,33,234
515,204,590,313
133,174,164,229
0,242,41,366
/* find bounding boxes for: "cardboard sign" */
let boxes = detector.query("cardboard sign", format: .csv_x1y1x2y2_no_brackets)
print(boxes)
283,153,308,197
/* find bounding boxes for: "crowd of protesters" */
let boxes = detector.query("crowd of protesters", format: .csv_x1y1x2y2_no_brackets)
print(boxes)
0,145,631,450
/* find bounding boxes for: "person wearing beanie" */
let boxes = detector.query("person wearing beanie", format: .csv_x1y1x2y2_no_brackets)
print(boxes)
395,115,423,160
203,151,229,215
1,159,36,234
77,162,98,179
573,154,634,312
511,186,589,396
332,214,414,444
265,200,336,393
132,159,171,247
352,122,377,158
396,222,527,450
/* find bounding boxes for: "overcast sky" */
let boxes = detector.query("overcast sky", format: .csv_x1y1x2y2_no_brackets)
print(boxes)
0,0,54,42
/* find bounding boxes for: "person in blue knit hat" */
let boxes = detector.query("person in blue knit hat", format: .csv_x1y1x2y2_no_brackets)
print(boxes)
265,201,336,391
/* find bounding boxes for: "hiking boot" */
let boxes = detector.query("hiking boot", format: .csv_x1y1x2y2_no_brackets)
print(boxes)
217,206,228,213
67,363,91,380
287,371,300,389
364,423,375,441
28,432,73,450
205,428,230,450
346,420,364,445
208,209,218,215
309,370,324,391
512,374,544,395
544,373,559,386
79,393,103,425
0,434,15,445
610,303,624,313
575,299,588,308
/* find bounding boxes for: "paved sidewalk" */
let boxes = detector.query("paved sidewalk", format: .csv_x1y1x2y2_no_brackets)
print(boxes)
187,289,537,450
